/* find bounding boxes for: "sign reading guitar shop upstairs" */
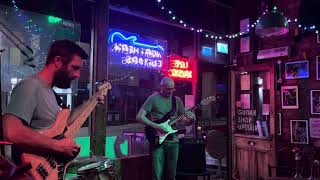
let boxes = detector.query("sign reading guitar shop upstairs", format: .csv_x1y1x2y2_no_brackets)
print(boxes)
108,29,166,70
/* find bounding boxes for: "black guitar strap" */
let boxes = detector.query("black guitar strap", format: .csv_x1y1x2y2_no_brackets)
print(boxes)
172,95,176,114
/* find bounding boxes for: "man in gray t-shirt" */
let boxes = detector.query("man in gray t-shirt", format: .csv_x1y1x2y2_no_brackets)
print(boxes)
5,75,61,130
137,77,195,180
2,40,95,163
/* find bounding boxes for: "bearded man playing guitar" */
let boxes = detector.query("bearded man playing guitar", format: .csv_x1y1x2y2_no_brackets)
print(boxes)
136,77,196,180
2,40,109,180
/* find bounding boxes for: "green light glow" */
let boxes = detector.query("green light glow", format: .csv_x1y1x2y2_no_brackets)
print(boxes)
47,16,62,24
74,136,128,159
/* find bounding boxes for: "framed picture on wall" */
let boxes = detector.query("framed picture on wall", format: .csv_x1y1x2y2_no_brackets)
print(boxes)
317,56,320,80
281,86,299,109
240,74,251,90
240,37,250,53
240,18,250,34
310,118,320,138
290,120,309,144
240,94,251,109
311,90,320,114
277,113,282,135
285,60,309,79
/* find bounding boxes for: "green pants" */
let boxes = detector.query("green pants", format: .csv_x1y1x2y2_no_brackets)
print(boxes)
151,141,179,180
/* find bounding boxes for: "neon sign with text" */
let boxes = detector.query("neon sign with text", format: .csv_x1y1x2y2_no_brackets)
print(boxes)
168,55,193,80
108,30,166,70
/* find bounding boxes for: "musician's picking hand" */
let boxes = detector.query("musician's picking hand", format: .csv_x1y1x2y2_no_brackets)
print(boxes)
55,138,80,157
157,120,172,133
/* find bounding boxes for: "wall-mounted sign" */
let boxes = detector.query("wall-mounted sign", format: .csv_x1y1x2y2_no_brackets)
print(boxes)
257,46,290,60
236,109,258,135
201,46,213,57
217,42,228,54
168,55,193,81
108,29,166,70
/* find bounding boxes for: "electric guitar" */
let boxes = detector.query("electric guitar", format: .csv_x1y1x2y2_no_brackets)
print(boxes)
20,82,112,180
145,96,215,147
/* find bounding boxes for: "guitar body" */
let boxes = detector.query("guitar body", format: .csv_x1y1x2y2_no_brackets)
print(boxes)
21,109,78,180
144,96,216,147
145,119,178,148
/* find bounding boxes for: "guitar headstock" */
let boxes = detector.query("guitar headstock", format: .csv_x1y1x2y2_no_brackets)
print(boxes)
97,81,112,97
200,96,216,106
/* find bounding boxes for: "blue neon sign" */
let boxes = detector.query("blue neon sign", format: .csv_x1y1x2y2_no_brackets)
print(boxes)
108,29,166,70
201,46,213,57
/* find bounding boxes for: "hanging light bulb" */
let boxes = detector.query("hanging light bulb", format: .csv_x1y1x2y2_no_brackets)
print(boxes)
255,4,289,38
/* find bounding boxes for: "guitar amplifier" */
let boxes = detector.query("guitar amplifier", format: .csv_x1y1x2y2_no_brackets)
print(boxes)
177,138,206,173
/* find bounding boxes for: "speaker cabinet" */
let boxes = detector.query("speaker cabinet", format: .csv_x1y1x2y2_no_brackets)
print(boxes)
177,138,206,173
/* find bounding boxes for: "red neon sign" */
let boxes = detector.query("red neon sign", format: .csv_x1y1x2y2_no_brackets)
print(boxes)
168,55,193,80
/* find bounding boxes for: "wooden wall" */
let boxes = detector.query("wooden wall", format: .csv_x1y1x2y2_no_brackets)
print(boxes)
233,0,320,177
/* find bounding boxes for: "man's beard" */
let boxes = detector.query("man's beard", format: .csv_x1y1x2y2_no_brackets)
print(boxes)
53,68,73,89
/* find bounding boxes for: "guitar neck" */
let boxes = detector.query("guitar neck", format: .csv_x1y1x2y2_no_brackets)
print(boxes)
168,104,200,126
65,93,99,138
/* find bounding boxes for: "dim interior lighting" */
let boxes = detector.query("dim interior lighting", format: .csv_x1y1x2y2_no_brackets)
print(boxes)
161,6,164,9
294,19,298,22
316,30,319,34
211,35,214,39
180,20,183,23
168,11,172,14
191,28,194,30
157,0,161,3
205,34,208,37
183,24,186,27
199,29,202,32
172,16,176,20
197,30,200,32
298,24,301,28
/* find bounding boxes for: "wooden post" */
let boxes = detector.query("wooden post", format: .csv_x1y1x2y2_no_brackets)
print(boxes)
90,0,109,156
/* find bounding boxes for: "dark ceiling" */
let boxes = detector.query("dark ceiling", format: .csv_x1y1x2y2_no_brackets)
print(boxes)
0,0,235,32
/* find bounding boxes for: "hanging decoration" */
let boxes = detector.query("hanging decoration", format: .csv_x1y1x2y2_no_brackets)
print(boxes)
154,0,319,40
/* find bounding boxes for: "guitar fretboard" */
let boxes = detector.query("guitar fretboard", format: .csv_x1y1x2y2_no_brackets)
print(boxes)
168,103,201,126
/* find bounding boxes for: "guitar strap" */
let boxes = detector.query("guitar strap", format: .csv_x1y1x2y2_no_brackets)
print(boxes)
171,95,176,114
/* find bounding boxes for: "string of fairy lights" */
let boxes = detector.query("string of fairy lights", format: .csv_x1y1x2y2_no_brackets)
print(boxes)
8,0,320,84
154,0,319,40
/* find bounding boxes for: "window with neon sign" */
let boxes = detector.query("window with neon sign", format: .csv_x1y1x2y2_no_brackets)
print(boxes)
108,29,167,70
168,55,193,81
217,42,228,54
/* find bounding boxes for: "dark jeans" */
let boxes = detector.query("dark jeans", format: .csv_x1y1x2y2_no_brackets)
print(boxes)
151,140,179,180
